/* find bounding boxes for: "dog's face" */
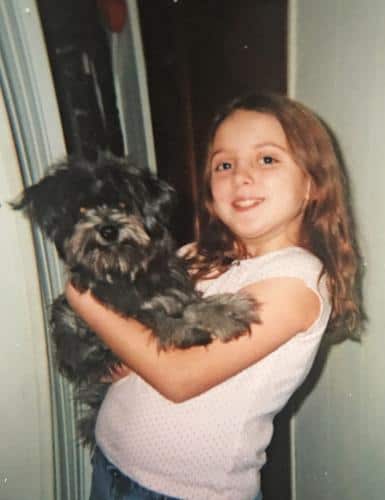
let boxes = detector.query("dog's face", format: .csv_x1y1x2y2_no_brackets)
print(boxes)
13,158,176,278
66,206,153,279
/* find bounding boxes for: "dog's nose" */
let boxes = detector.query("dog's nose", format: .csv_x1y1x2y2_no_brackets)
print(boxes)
98,224,119,242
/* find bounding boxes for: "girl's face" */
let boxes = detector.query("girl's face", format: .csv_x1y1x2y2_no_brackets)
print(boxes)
209,110,310,255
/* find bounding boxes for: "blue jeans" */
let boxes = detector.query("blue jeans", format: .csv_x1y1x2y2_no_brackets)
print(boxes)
89,447,180,499
89,447,263,500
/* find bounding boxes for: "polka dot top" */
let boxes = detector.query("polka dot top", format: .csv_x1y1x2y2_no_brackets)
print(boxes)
95,246,331,499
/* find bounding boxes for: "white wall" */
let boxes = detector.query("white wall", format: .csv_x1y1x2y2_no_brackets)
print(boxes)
290,1,385,498
0,89,54,500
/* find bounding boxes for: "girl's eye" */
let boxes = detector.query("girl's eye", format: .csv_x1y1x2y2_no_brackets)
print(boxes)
214,161,232,172
258,155,276,166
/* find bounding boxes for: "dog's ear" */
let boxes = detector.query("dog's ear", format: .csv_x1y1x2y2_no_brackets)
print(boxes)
134,174,178,246
11,164,82,252
12,179,59,238
142,175,177,225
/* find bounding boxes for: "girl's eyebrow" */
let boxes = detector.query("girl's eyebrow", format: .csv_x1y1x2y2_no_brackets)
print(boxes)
209,149,229,161
210,142,289,158
253,141,289,152
210,147,227,157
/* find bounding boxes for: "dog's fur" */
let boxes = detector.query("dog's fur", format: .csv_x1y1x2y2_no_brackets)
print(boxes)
13,157,258,447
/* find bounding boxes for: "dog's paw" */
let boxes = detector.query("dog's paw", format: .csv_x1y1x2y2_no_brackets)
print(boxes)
183,293,260,343
151,315,213,350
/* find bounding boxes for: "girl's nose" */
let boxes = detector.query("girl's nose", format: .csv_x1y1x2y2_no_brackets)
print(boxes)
233,163,254,186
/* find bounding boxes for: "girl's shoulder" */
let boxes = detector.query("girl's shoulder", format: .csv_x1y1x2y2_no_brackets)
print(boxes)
239,246,324,288
250,245,323,272
215,246,326,297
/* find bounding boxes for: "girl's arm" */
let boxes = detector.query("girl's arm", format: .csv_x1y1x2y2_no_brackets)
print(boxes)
66,278,320,402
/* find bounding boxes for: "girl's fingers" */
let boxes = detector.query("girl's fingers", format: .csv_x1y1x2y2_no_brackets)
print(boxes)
101,363,131,383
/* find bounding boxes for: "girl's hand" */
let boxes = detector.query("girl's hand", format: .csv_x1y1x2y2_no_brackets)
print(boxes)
65,280,90,306
101,363,131,383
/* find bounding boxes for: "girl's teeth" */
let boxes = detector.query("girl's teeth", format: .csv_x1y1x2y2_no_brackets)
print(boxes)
234,199,259,208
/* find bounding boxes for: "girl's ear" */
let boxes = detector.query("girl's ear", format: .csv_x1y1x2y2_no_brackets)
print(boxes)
304,177,314,203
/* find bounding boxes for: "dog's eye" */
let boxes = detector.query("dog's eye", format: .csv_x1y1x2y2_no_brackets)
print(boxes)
79,207,87,214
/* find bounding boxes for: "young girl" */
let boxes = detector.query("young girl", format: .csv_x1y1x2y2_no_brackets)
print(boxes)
66,93,361,500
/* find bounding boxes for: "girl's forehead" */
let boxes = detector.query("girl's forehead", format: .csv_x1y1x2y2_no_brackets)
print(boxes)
211,110,289,151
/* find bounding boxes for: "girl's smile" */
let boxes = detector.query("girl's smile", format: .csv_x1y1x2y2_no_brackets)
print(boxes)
231,197,265,210
209,110,310,255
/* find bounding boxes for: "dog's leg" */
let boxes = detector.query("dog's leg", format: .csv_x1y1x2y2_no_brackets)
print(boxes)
51,296,115,448
51,294,118,383
145,293,260,349
181,293,260,345
76,382,110,449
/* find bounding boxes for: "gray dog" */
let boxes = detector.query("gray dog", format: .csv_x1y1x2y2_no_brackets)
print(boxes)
13,157,258,447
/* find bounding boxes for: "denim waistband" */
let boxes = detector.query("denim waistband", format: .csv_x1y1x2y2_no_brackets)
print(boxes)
91,447,180,499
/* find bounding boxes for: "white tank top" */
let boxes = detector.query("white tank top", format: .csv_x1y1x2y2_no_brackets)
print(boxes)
95,246,331,499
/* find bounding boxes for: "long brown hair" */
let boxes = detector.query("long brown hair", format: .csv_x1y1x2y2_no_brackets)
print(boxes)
187,93,363,338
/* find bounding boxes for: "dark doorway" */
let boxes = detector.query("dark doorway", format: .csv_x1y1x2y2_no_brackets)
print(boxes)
137,0,287,245
36,0,125,162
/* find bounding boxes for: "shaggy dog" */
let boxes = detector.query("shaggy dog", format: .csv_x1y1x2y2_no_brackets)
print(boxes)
13,157,258,447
